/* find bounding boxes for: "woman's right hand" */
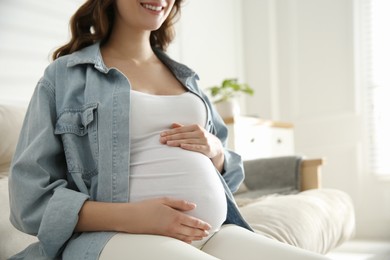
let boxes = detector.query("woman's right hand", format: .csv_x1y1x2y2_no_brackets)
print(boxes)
124,198,211,243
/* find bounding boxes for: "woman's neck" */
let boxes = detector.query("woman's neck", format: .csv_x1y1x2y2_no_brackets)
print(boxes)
102,24,155,64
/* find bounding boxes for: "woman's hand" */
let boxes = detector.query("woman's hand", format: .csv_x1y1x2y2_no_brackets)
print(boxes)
159,123,225,172
127,198,211,243
76,198,211,244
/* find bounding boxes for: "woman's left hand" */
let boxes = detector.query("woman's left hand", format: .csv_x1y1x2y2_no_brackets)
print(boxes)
160,123,224,171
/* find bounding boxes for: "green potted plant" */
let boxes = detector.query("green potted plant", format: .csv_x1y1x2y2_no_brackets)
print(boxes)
207,78,254,118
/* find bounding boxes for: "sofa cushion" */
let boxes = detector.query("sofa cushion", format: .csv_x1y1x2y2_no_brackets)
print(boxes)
0,104,27,175
238,188,356,254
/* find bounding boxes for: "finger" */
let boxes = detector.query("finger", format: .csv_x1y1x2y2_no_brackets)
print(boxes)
176,224,210,238
179,143,206,152
181,215,211,231
161,197,196,211
166,138,205,147
161,124,200,137
171,122,183,129
165,132,199,141
163,127,206,142
181,143,216,159
160,133,201,144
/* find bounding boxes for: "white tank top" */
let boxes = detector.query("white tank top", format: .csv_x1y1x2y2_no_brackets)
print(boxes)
129,90,227,233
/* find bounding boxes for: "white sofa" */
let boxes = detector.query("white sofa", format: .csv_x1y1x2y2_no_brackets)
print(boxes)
0,104,38,258
0,103,356,259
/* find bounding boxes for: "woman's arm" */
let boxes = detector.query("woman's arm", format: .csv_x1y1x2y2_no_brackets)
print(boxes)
75,198,211,243
9,80,89,258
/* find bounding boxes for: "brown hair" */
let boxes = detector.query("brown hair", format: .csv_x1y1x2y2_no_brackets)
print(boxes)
52,0,183,60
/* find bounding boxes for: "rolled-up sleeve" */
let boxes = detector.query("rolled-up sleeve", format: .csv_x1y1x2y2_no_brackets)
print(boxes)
221,149,244,193
8,79,89,258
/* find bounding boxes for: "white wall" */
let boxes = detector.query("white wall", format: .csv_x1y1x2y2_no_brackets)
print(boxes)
0,0,82,104
168,0,246,112
242,0,390,240
241,0,279,119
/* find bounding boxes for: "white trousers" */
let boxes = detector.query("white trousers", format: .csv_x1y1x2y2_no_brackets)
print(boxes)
100,225,330,260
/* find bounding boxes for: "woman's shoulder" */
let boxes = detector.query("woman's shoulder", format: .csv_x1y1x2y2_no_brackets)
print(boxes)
39,56,70,92
42,44,101,84
52,44,100,68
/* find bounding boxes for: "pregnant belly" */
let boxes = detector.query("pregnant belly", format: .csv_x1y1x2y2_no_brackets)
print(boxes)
129,147,228,232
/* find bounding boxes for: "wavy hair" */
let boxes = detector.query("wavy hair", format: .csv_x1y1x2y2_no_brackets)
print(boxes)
52,0,183,60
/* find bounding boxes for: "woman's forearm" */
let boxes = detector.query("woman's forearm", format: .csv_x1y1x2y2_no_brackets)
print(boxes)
75,201,132,233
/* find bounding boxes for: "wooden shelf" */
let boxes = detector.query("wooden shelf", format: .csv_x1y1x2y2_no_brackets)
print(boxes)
223,116,294,129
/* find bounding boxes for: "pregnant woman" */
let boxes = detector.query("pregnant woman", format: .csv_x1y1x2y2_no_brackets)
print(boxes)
8,0,329,259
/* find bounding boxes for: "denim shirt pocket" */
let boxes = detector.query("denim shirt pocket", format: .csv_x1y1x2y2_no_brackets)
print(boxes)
54,103,99,186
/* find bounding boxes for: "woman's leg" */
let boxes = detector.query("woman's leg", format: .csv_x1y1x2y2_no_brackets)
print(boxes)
99,233,218,260
201,225,330,260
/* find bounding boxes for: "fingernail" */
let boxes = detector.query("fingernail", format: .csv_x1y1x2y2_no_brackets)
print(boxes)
188,202,196,208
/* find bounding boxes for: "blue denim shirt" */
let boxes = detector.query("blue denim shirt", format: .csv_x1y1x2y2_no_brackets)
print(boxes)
8,42,252,260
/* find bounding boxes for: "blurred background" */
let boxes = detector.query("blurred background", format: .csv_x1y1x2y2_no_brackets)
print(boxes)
1,0,389,258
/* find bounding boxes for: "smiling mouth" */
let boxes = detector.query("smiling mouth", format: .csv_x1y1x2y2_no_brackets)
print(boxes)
141,3,164,12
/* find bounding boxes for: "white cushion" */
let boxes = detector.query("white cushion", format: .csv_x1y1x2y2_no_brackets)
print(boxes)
0,104,27,174
239,189,356,254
